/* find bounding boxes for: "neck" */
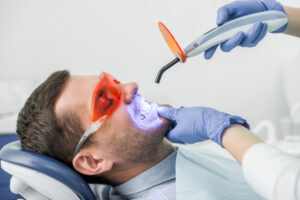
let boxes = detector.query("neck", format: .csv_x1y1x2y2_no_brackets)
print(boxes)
107,139,174,186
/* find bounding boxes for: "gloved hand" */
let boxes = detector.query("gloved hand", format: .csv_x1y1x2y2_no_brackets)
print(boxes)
157,106,249,147
204,0,288,59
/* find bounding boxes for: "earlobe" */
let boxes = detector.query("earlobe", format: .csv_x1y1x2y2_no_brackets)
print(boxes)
72,153,114,176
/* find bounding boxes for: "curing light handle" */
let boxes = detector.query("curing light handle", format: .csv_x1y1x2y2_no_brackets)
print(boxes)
184,10,288,58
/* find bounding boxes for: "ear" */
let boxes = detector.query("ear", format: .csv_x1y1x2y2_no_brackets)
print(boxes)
72,152,113,176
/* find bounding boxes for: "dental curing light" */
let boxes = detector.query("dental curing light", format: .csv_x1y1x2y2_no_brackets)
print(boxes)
155,10,288,84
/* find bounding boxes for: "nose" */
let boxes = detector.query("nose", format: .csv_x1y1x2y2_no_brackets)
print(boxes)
119,82,138,104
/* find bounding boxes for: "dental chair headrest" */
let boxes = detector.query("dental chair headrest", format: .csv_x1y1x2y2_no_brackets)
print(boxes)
0,141,96,200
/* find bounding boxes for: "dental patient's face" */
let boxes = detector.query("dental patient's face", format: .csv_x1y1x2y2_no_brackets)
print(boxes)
55,73,171,164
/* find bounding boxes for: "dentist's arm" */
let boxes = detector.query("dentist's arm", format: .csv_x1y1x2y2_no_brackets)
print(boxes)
222,124,262,164
222,124,300,200
158,107,300,199
157,106,300,200
284,6,300,37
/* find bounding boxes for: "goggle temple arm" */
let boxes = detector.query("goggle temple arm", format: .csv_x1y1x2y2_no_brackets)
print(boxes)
73,120,102,158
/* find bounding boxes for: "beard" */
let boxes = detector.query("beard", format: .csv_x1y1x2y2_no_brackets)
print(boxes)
106,118,172,164
98,93,173,164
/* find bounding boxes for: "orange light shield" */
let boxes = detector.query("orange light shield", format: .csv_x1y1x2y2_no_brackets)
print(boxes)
91,72,122,122
158,22,186,63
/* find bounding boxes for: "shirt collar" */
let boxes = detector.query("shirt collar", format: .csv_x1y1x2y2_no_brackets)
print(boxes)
115,148,177,196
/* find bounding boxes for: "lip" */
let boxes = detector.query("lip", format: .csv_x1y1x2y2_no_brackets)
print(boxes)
158,104,172,108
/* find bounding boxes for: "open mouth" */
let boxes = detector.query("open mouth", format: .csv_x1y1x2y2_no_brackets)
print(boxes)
126,94,163,130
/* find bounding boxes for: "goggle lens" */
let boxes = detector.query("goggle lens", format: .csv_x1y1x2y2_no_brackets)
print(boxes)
91,72,121,122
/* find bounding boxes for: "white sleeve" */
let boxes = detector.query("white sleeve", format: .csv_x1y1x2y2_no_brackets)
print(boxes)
242,143,300,200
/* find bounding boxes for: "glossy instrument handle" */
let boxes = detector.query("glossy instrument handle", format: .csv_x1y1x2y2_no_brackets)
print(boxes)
184,10,288,57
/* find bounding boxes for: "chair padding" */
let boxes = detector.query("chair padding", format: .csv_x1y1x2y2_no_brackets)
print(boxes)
0,141,96,200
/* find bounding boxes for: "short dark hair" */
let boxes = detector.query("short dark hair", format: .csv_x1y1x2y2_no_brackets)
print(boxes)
17,70,84,166
17,70,108,183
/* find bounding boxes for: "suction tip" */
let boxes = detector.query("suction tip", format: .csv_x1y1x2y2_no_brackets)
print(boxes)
155,57,180,84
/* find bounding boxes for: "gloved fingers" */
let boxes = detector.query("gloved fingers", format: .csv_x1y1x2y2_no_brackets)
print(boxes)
157,106,177,120
166,131,184,144
248,22,267,47
217,5,238,25
204,45,218,59
220,31,245,52
240,21,264,47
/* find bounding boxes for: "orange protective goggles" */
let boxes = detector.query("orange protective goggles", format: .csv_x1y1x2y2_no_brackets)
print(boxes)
73,72,121,157
91,72,122,122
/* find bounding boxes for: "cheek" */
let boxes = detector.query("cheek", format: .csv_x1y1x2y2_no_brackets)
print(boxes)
101,104,133,137
111,104,132,125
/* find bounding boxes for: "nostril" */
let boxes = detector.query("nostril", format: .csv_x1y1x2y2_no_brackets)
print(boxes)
127,91,137,104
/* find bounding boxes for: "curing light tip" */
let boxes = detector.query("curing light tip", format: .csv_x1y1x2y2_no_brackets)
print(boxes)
155,57,180,84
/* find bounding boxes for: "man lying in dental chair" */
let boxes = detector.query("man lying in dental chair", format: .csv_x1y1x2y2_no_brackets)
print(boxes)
16,70,263,200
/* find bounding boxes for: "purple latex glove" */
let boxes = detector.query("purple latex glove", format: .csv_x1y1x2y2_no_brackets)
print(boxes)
205,0,287,59
158,106,250,147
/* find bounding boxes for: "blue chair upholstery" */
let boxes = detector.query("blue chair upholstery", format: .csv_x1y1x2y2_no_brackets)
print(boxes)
0,141,96,200
0,134,21,200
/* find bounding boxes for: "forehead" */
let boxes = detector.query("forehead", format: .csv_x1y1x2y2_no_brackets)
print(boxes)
54,75,99,121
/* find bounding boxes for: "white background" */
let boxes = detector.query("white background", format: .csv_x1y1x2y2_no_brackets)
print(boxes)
0,0,300,137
